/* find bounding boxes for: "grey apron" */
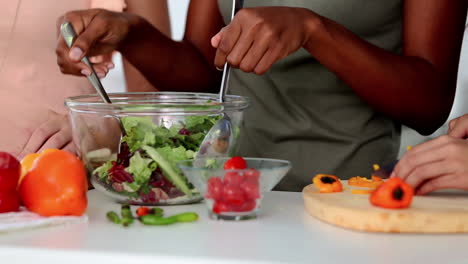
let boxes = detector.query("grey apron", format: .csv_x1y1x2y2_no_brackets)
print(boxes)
218,0,403,191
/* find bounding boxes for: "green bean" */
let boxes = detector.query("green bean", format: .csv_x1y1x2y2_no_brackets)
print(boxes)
140,212,199,226
140,215,177,225
106,211,121,224
121,217,134,227
171,212,199,223
121,205,133,219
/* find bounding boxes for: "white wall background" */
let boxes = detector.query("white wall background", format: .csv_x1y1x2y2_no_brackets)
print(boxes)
103,2,468,155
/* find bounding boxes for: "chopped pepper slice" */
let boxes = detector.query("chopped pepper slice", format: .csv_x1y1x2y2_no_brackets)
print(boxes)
348,176,383,189
370,177,414,209
313,174,343,193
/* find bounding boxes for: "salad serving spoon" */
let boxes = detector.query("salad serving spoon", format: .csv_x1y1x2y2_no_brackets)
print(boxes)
60,22,127,155
196,0,244,159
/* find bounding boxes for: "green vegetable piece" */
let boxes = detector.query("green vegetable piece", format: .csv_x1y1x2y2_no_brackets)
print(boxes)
121,205,134,219
149,208,164,217
120,205,135,227
142,146,192,196
106,211,121,224
139,212,198,226
93,160,114,181
121,117,157,152
140,215,177,226
171,212,199,223
125,152,155,190
121,217,134,227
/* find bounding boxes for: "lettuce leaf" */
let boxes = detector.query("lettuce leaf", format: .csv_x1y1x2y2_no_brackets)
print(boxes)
93,160,114,182
122,117,157,152
125,151,156,186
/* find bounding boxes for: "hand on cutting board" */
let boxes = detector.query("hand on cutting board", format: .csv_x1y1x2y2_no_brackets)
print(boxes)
392,114,468,195
211,7,317,75
18,111,75,160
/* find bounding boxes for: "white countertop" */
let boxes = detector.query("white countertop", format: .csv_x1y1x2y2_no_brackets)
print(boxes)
0,190,467,264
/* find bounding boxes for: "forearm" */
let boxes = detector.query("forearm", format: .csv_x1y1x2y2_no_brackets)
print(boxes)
303,13,462,135
122,0,171,92
119,17,221,93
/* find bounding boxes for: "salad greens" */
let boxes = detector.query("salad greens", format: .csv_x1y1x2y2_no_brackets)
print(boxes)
92,115,221,203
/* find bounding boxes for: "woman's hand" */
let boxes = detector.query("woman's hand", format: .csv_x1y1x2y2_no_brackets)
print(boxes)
211,7,317,75
392,116,468,195
18,111,75,159
448,114,468,139
56,9,138,77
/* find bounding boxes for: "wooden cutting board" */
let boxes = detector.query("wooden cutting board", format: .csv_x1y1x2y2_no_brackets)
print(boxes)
303,182,468,233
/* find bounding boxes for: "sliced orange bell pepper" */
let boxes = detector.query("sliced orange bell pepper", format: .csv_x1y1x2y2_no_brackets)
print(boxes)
313,174,343,193
370,177,414,209
348,176,383,189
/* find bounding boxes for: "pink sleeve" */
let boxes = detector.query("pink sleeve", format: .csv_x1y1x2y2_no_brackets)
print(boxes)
90,0,127,11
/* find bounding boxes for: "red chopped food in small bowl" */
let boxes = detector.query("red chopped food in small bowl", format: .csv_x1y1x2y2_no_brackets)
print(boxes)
178,157,291,221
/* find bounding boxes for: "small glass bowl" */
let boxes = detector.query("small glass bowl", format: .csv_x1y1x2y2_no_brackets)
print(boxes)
178,158,291,220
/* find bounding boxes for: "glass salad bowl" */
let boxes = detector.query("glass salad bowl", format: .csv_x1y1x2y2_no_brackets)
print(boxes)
65,92,249,205
177,157,291,220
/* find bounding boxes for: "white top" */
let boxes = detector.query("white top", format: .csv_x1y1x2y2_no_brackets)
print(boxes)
0,190,467,264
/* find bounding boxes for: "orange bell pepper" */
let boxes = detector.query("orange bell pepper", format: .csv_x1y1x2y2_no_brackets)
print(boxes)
313,174,343,193
369,177,414,209
20,149,59,185
19,150,88,216
348,176,383,189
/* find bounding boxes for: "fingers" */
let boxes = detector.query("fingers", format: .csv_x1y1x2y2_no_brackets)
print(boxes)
448,114,468,139
56,37,92,76
38,129,72,153
62,142,77,155
211,30,223,48
71,17,109,60
254,44,285,75
394,135,468,194
237,34,270,73
93,63,111,78
214,23,242,69
393,136,453,180
19,118,62,159
416,174,467,195
56,9,115,76
404,160,456,190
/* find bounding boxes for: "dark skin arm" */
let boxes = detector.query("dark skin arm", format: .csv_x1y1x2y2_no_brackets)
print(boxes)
56,0,466,134
56,0,224,92
122,0,171,92
120,0,225,92
301,0,467,135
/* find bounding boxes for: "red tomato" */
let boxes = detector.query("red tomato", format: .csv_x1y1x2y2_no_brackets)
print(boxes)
223,172,244,186
224,157,247,170
232,199,257,212
213,200,231,214
222,184,245,206
0,190,20,213
241,180,260,200
206,177,223,200
244,168,260,183
0,152,20,192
